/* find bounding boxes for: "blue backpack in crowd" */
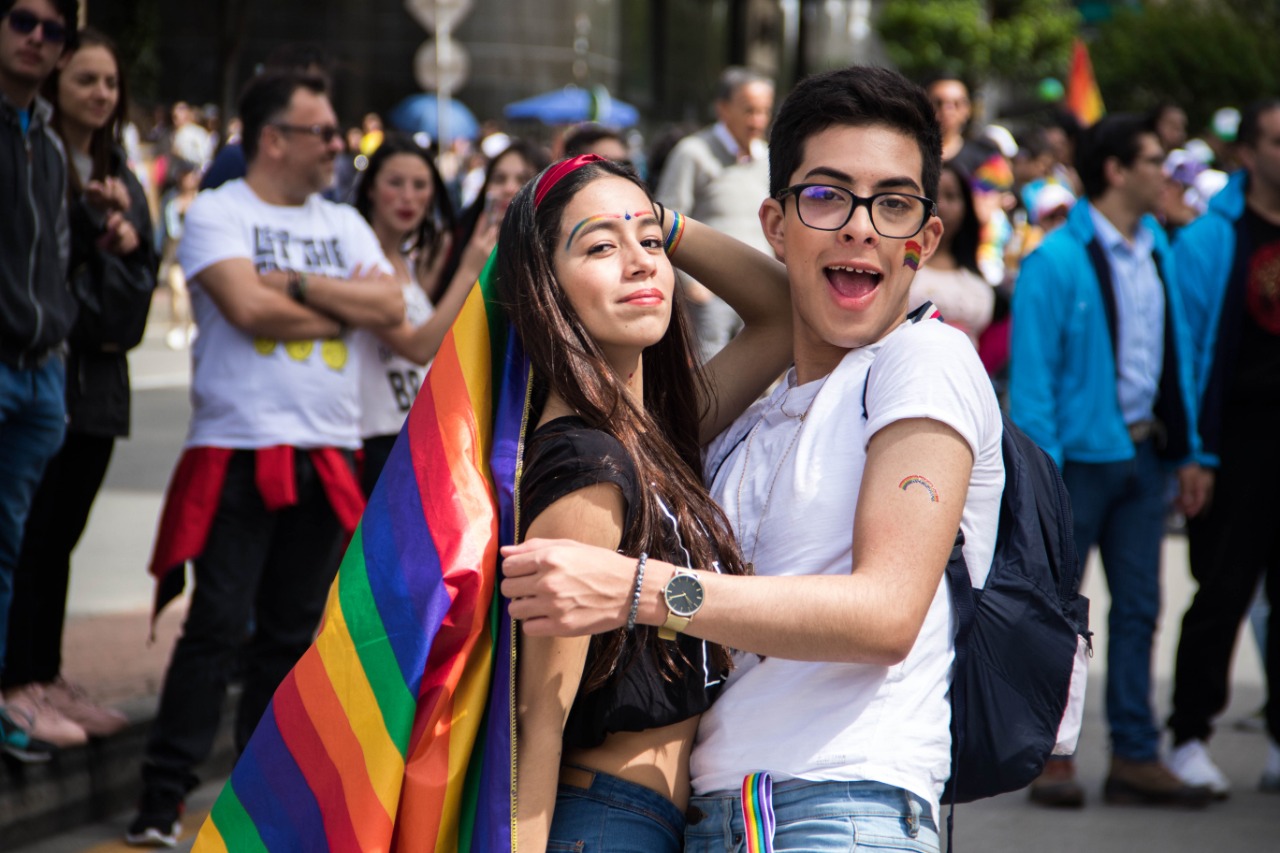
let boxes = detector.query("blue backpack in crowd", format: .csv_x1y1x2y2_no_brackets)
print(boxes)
863,305,1091,815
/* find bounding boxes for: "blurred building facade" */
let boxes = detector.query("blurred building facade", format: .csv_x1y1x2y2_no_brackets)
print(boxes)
86,0,891,136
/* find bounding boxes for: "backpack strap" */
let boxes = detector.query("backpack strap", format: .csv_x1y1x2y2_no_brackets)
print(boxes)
945,531,972,851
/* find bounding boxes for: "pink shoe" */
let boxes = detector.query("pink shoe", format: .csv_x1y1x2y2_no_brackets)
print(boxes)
4,683,88,748
44,678,129,738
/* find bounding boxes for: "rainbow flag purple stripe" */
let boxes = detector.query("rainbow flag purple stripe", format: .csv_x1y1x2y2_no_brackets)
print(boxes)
194,249,527,852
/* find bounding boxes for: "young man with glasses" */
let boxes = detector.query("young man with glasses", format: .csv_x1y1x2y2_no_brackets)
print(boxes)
502,65,1006,852
1011,114,1211,808
0,0,78,764
125,71,405,847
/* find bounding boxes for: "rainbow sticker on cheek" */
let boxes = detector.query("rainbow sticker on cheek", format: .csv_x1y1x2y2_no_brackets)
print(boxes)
899,474,939,502
904,241,922,271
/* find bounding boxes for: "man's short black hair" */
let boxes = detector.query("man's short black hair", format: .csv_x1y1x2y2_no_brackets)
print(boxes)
1238,98,1280,149
1,0,79,50
1074,113,1155,200
239,71,327,163
563,124,625,158
768,65,942,202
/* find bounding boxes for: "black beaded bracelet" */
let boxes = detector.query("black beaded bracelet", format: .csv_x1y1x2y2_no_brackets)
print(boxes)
626,552,648,631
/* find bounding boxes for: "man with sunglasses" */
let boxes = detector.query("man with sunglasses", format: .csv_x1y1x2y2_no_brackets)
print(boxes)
503,66,1006,852
1011,114,1211,808
126,71,404,847
0,0,78,764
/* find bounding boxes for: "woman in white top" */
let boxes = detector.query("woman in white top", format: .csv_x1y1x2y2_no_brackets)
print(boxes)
908,162,995,348
352,134,494,494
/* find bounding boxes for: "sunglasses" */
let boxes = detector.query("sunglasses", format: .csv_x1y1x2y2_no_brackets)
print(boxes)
272,123,342,144
4,8,68,44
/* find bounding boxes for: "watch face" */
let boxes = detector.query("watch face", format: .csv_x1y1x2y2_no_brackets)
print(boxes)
664,573,704,617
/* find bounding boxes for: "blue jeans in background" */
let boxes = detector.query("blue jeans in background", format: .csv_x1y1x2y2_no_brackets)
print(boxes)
0,357,67,679
685,779,938,853
1062,439,1166,761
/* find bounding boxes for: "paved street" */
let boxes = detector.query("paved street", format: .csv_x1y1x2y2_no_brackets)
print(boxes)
9,300,1278,851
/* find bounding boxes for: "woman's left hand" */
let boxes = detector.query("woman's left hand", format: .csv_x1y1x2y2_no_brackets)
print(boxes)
97,210,140,256
500,538,636,636
85,177,131,213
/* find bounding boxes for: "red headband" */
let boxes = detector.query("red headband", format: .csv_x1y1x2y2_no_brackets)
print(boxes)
534,153,606,208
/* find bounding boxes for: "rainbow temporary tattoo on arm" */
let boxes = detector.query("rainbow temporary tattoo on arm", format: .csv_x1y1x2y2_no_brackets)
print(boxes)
904,240,922,271
899,474,939,502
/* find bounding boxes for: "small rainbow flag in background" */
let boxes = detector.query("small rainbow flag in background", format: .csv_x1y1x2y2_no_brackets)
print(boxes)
193,250,526,852
1066,38,1105,126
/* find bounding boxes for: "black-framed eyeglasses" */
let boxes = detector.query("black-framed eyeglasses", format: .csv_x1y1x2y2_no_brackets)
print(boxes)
272,123,341,144
4,8,67,43
774,184,936,239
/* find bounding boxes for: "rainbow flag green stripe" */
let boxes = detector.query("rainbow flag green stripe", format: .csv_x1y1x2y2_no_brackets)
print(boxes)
194,250,526,852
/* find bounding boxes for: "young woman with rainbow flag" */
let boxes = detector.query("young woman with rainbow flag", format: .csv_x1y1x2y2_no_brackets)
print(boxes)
192,153,791,853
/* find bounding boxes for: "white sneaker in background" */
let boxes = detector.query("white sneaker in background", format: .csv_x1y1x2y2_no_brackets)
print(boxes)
1168,739,1230,798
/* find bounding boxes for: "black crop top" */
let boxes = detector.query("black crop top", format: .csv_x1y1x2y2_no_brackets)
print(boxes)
518,416,725,749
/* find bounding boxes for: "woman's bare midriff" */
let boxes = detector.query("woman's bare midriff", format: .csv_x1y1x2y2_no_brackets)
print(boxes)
561,715,701,810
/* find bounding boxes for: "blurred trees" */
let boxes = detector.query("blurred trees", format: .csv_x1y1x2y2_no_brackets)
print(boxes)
876,0,1079,85
1091,0,1280,129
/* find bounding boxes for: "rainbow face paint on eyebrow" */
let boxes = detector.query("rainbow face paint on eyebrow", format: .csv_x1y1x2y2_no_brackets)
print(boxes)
899,474,938,502
904,240,922,271
564,211,656,250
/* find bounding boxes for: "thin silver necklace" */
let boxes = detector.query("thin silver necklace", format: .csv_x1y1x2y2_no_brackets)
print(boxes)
735,377,827,571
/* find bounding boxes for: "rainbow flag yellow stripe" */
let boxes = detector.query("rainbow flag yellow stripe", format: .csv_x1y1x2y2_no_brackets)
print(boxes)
194,249,526,852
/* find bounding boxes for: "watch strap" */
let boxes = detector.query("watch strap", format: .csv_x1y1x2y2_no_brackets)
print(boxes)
658,613,691,641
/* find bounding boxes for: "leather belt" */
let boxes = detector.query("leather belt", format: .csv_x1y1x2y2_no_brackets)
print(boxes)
1127,420,1157,444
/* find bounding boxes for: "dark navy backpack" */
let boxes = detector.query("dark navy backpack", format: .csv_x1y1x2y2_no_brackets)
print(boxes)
942,416,1090,806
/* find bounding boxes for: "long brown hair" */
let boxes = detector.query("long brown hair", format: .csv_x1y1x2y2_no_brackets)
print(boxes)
498,158,749,688
44,28,128,195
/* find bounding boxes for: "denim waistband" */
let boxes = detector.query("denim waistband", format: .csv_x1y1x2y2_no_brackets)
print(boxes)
686,778,935,835
558,763,687,838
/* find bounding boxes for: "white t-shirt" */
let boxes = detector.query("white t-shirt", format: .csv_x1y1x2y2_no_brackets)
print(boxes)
355,269,435,438
693,317,1005,820
177,179,389,450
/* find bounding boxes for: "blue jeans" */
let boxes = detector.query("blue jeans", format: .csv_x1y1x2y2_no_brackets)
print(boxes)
1062,439,1166,760
685,779,938,853
0,358,67,678
548,765,685,853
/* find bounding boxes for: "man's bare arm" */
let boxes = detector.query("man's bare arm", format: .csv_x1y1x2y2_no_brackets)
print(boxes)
502,418,974,665
195,258,341,339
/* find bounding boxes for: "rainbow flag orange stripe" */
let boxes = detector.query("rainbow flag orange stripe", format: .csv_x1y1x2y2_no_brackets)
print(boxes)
1066,38,1105,126
194,249,527,852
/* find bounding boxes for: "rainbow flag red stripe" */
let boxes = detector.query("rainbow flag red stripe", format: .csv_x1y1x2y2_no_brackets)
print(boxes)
194,250,527,852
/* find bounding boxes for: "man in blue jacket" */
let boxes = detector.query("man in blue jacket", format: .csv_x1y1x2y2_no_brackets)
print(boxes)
1011,113,1213,807
1166,98,1280,798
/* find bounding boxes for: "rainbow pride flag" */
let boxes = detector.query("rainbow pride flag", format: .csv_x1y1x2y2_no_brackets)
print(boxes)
193,249,528,852
1066,38,1105,127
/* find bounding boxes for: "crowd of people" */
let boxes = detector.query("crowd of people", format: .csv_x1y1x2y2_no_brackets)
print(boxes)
1,0,1278,850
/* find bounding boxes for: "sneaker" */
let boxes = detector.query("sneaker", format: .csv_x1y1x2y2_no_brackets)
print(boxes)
44,678,129,737
1028,755,1085,807
125,791,184,848
3,683,88,748
1262,742,1280,793
1104,757,1214,807
0,703,55,763
1168,739,1230,799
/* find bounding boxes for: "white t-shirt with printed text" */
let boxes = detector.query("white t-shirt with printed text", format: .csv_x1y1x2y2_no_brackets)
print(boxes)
177,179,389,450
693,317,1005,821
354,268,435,438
